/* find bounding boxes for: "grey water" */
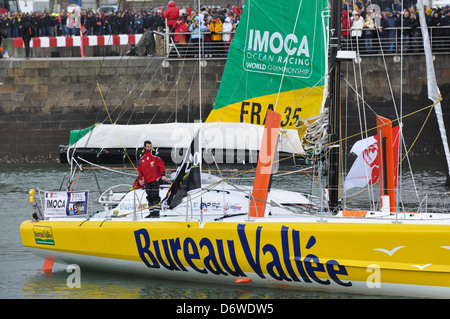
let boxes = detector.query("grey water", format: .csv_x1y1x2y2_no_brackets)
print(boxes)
0,156,448,299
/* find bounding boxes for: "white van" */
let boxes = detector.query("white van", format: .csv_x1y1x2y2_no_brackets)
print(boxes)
97,3,119,13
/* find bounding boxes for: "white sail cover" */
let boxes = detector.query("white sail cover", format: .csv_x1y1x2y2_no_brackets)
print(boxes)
418,0,450,178
70,122,305,155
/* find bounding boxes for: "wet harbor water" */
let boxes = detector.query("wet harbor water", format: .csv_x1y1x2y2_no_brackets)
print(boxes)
1,156,448,299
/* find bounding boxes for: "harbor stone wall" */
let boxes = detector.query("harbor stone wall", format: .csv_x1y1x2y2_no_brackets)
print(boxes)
0,55,448,163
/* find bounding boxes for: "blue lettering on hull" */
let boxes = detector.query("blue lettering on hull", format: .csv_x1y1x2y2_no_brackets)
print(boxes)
134,224,351,287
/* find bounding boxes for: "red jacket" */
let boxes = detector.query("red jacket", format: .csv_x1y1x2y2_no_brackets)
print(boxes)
341,10,352,36
138,152,166,183
163,2,180,28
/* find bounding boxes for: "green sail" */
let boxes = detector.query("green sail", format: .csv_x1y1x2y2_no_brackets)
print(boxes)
206,0,329,132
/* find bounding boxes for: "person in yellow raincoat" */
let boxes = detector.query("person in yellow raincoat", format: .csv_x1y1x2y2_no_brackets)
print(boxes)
209,14,223,56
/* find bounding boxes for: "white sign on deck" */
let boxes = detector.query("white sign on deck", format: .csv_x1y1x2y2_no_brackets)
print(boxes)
44,191,89,218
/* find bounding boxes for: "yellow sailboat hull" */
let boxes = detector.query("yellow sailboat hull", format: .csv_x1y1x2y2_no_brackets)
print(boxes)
20,218,450,298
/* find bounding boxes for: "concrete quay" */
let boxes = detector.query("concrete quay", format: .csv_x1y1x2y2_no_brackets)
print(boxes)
0,55,448,163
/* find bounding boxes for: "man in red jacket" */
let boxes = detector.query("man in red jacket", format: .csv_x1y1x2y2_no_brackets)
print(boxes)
138,140,168,218
163,1,180,34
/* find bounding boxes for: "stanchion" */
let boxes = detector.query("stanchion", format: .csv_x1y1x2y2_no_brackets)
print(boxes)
80,25,84,57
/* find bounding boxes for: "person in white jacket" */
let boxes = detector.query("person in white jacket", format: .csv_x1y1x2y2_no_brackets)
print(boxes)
351,13,364,37
222,17,233,43
351,13,364,48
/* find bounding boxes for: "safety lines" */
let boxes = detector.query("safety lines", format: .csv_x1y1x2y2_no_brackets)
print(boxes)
96,81,137,171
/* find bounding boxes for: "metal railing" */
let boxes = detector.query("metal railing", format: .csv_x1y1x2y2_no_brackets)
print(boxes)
163,30,236,60
161,26,450,60
341,26,450,56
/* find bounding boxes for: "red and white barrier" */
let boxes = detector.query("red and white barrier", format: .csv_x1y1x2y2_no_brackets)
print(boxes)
13,34,143,49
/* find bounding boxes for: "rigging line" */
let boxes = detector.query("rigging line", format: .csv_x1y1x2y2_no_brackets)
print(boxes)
283,99,436,171
96,81,138,170
130,58,195,154
125,59,178,125
92,0,153,125
349,34,376,208
274,97,442,168
274,0,304,110
196,151,319,202
347,23,371,207
122,58,168,124
148,57,194,124
373,19,400,119
399,101,436,167
109,58,161,123
200,153,321,194
398,0,405,220
268,73,330,157
338,107,441,208
345,180,380,203
357,48,369,140
353,31,371,160
343,41,349,206
96,0,151,79
345,62,374,208
94,44,141,125
373,7,410,206
344,112,431,207
336,64,343,201
341,77,377,116
77,157,136,176
184,178,310,217
335,98,441,146
100,37,161,121
215,68,248,123
164,59,197,123
112,56,162,125
289,73,329,109
198,129,226,181
375,8,418,205
344,104,435,206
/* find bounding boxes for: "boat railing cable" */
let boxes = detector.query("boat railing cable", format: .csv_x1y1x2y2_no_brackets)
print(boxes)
77,157,136,176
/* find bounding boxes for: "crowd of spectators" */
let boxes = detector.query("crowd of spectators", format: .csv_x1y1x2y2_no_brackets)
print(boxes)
0,2,242,39
0,9,165,37
165,2,241,57
1,0,449,57
341,0,450,53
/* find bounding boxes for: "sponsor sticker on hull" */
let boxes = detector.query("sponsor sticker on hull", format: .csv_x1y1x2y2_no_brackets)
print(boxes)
33,225,55,245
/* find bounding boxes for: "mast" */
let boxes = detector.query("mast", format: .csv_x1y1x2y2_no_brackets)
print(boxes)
417,0,450,187
327,0,342,213
198,0,202,122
